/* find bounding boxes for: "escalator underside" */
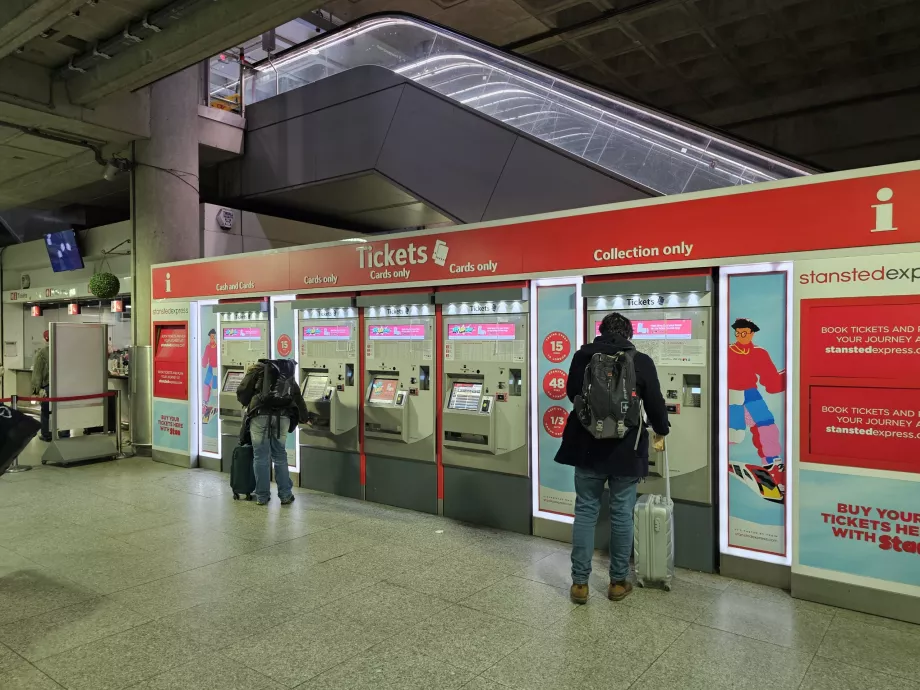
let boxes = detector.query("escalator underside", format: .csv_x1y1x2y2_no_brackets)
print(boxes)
215,15,810,232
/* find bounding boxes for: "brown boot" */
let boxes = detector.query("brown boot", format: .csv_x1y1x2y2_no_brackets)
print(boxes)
570,583,589,604
608,580,633,601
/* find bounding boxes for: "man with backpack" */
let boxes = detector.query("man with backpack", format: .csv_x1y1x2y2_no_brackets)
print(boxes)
554,312,669,604
236,359,308,506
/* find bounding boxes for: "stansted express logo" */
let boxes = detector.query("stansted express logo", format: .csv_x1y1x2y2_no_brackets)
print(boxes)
799,265,920,285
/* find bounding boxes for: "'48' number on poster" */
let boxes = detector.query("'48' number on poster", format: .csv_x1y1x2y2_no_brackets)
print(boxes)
543,369,568,400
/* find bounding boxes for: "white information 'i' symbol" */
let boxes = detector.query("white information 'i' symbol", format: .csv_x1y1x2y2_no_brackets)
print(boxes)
871,187,897,233
165,272,172,293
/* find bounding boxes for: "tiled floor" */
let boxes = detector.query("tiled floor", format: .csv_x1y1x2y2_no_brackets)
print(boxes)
1,445,919,690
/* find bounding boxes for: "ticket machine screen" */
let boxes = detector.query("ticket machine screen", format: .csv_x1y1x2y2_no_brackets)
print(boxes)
302,374,330,400
222,327,263,340
368,378,398,404
448,382,483,411
593,319,692,339
222,370,245,393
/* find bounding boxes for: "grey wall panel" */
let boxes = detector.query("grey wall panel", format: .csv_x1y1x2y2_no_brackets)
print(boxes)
241,87,404,197
483,137,647,222
443,466,531,535
243,119,317,196
311,86,404,181
376,86,517,223
246,66,406,131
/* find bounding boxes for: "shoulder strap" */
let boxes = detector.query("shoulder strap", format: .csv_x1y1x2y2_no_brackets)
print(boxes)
262,361,272,395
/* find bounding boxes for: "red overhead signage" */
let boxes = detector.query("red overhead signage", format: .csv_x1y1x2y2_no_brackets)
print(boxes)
151,169,920,299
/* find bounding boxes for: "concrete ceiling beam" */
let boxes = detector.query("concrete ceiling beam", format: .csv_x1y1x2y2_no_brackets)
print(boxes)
65,0,327,106
0,57,150,143
0,148,111,210
0,0,88,60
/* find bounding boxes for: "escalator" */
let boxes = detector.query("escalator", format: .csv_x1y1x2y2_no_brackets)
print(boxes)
215,14,811,231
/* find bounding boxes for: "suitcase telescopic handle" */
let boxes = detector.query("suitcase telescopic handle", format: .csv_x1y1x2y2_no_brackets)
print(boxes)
664,446,671,504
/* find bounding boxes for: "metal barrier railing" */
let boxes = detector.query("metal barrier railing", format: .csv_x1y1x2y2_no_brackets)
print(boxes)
2,391,124,472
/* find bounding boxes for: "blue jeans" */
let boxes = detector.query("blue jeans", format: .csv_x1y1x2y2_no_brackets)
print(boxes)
571,466,640,584
250,415,293,502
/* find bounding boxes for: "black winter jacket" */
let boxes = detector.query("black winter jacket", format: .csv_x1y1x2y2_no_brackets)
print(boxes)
553,333,669,478
236,360,309,433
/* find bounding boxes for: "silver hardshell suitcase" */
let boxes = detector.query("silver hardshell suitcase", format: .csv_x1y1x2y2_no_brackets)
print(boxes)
633,447,674,591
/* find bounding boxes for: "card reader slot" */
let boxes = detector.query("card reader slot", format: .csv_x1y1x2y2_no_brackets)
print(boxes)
445,432,489,446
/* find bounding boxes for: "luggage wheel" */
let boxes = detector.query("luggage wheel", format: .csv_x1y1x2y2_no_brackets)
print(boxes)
232,493,239,500
41,459,47,465
245,494,253,501
663,582,672,592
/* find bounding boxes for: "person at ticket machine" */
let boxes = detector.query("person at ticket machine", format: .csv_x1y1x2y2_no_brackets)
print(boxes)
236,360,309,506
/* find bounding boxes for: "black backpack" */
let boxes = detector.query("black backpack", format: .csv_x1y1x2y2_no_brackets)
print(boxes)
573,346,643,441
259,359,297,412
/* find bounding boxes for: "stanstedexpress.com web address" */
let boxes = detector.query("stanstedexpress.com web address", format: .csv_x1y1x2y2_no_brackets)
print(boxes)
825,426,918,439
825,346,920,355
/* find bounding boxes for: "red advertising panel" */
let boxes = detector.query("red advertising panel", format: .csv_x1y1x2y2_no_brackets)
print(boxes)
801,295,920,473
804,303,920,380
809,386,920,473
154,323,188,400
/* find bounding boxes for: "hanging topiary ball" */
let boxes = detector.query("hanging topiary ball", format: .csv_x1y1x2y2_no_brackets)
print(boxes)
89,272,120,299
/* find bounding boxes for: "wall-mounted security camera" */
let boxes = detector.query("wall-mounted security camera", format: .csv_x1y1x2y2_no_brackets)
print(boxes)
102,157,132,182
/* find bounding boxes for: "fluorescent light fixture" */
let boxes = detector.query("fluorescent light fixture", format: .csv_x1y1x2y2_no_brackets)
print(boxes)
718,263,793,566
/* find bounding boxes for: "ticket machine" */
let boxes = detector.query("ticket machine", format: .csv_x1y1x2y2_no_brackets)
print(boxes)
216,304,270,472
359,292,437,514
437,287,530,533
584,273,713,570
294,296,360,498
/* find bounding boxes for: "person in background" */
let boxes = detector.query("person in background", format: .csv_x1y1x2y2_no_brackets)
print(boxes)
554,312,669,604
236,360,308,506
31,331,70,442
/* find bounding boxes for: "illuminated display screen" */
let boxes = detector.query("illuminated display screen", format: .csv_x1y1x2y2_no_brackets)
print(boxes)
302,325,351,340
448,382,483,411
222,327,262,341
222,370,245,393
368,378,398,404
594,319,692,340
302,375,330,400
447,323,516,340
368,324,426,340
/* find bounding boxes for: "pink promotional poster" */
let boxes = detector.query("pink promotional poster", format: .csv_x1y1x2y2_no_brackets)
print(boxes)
593,319,692,339
448,323,517,340
368,324,427,340
302,325,352,340
222,327,262,340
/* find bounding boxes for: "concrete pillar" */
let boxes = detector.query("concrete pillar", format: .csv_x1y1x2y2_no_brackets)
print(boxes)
131,66,200,454
132,65,201,347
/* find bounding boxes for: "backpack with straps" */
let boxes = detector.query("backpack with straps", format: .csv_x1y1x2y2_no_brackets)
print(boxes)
573,347,643,440
259,359,297,412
